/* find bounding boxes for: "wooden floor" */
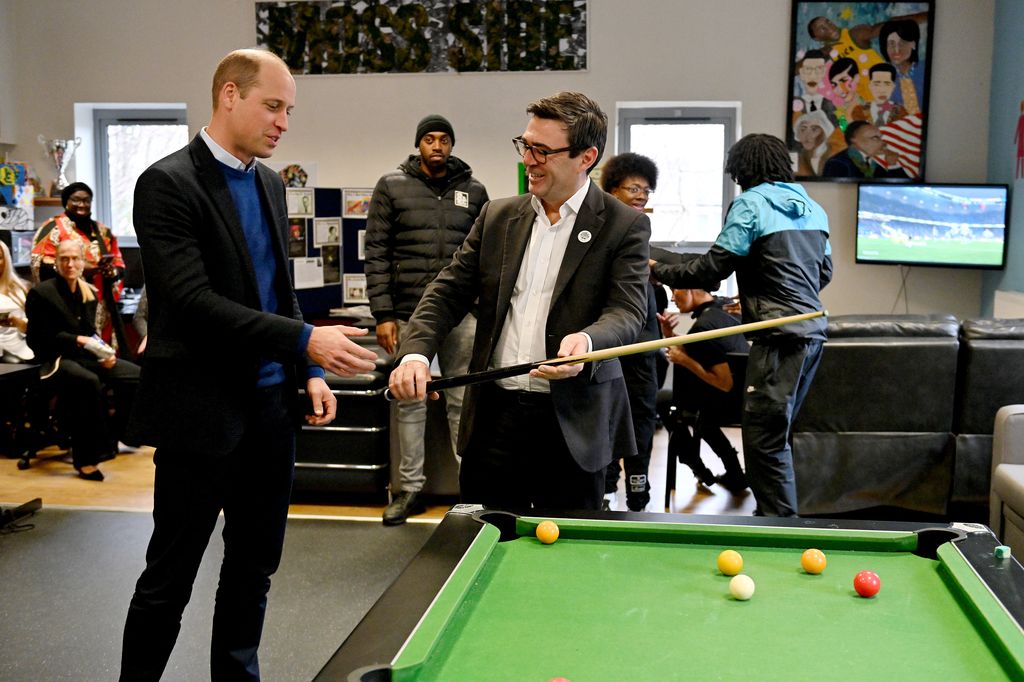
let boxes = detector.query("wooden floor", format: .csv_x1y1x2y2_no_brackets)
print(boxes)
0,427,754,519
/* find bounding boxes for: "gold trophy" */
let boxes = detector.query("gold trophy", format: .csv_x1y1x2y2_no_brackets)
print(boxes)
37,135,82,197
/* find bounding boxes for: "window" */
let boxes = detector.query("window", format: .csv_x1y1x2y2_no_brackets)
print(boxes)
616,104,739,246
93,107,188,241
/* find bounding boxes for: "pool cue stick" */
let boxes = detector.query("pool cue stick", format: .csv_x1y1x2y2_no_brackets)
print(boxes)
384,309,827,400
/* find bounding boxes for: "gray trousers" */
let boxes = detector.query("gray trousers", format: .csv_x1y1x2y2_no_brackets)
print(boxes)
394,314,476,492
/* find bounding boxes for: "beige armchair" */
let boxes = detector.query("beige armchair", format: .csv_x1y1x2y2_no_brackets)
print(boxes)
990,405,1024,550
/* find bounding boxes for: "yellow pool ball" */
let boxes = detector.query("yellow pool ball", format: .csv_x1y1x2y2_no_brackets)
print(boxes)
536,520,560,544
801,548,827,574
717,549,743,576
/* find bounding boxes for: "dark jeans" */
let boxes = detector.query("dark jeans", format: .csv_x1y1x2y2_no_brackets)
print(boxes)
742,339,823,517
460,385,603,512
120,385,296,681
605,351,658,510
54,357,139,468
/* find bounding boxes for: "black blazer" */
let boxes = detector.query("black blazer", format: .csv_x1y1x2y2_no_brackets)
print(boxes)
128,134,310,454
399,183,651,472
25,277,98,364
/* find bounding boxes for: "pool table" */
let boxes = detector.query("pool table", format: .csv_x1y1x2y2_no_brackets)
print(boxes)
317,508,1024,681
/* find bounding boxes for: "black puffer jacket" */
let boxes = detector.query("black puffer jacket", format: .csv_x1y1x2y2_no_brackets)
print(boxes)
365,154,489,322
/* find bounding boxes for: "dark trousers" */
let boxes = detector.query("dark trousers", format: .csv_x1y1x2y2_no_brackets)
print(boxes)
120,385,295,681
742,339,823,517
460,385,603,512
54,357,139,468
605,351,658,510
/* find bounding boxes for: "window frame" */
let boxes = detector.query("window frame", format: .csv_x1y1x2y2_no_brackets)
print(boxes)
615,102,740,249
92,107,188,245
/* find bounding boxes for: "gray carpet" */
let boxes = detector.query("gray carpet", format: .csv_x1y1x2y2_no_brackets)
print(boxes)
0,507,435,681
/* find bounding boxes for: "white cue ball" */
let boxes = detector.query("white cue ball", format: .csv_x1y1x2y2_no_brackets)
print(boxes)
729,574,755,600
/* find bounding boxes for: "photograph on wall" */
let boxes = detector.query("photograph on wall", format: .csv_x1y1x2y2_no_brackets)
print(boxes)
286,187,315,216
288,219,307,257
322,244,341,284
314,216,341,245
357,229,366,260
342,189,373,218
786,1,934,182
11,231,34,265
343,273,369,304
293,257,324,289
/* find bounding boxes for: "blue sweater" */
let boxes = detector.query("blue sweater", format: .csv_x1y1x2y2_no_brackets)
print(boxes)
220,163,321,386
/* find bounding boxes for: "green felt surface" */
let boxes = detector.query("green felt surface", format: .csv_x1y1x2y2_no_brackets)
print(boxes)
393,520,1023,681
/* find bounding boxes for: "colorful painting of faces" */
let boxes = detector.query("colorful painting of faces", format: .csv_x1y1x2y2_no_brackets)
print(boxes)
786,1,934,182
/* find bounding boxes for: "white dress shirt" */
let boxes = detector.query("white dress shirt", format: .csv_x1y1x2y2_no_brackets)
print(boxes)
493,179,593,393
400,181,594,391
200,127,256,172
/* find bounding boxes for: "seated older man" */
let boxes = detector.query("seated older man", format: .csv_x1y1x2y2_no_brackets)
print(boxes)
25,239,140,481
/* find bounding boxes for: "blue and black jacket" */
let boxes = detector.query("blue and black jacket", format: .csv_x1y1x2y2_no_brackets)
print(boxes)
652,182,832,341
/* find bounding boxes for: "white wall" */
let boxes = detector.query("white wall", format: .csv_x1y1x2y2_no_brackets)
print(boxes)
3,0,995,317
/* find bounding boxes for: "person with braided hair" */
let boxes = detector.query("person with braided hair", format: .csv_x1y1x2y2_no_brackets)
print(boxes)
649,133,832,517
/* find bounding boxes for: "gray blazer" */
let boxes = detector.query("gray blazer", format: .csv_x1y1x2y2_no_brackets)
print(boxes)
399,182,651,472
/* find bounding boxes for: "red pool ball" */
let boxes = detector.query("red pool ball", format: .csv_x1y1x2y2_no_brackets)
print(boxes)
854,570,881,598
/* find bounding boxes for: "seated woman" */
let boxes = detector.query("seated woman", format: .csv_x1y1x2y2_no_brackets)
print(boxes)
30,181,128,352
0,240,33,363
25,239,140,481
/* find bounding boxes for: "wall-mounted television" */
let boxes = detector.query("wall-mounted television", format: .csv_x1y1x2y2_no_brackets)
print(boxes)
855,183,1010,269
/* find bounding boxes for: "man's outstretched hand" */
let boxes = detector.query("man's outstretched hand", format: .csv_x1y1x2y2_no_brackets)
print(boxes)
307,325,379,376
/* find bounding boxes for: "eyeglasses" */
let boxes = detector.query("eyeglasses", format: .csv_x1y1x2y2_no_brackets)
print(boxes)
620,185,653,197
512,137,572,164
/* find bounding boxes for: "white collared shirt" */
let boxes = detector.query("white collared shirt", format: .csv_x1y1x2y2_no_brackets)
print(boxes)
200,127,256,172
493,179,592,392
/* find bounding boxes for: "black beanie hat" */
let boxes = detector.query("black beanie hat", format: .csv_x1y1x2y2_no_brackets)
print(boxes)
415,114,455,147
60,181,93,208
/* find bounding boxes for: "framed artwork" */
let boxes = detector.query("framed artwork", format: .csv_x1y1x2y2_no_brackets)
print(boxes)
343,273,369,304
288,219,307,257
313,217,340,246
786,1,934,182
322,244,341,284
342,189,373,218
286,187,315,216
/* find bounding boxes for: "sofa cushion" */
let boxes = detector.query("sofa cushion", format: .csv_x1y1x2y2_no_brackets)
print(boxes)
955,323,1024,433
827,314,960,338
794,431,953,515
794,337,958,432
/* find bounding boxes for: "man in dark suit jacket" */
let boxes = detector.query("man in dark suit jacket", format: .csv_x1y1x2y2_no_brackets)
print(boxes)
389,92,650,512
120,49,377,681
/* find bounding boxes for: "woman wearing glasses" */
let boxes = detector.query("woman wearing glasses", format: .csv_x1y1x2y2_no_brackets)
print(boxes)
598,153,661,511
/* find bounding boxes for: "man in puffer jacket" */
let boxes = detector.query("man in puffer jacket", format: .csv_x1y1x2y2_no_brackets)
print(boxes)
651,133,832,518
366,114,489,525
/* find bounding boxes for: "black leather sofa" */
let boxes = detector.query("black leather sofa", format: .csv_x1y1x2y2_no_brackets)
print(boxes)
951,319,1024,519
792,314,1024,521
792,315,961,518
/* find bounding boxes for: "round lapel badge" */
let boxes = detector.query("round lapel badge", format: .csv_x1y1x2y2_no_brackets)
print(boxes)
577,230,592,243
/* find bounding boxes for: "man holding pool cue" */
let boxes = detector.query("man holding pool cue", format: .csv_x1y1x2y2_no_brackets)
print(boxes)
650,133,833,518
389,91,649,512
